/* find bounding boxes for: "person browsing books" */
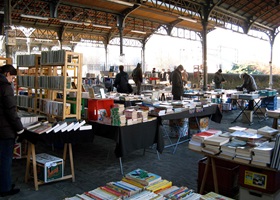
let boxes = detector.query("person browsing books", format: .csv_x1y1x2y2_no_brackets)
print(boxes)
0,64,24,197
132,63,143,95
171,65,184,100
113,65,132,94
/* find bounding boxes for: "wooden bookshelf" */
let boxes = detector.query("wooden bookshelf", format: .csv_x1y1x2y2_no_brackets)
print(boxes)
40,50,83,120
0,57,12,65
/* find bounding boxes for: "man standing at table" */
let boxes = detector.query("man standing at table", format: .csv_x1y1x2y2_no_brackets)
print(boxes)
236,73,258,110
132,63,143,95
171,65,184,100
0,64,24,197
214,69,226,89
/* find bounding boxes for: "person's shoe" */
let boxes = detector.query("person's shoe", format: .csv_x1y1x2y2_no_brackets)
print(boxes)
0,188,20,197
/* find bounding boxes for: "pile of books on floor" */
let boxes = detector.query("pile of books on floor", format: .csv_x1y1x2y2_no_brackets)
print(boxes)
24,119,92,134
65,168,203,200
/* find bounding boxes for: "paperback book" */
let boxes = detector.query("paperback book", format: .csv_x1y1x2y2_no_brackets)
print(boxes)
125,169,162,186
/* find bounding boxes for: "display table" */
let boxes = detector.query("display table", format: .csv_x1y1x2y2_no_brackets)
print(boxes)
157,105,222,153
21,129,94,190
231,94,276,125
89,118,163,174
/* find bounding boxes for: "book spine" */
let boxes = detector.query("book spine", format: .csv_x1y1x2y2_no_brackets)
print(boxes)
100,186,123,197
84,191,103,200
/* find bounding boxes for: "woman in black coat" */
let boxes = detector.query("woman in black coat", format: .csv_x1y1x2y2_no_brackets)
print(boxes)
0,64,24,197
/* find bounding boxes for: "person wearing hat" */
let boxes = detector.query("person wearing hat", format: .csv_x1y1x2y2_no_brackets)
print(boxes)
213,69,225,89
171,65,184,100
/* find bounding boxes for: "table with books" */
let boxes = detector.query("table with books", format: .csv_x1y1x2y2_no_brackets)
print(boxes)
231,93,276,125
188,125,280,199
20,126,94,190
90,118,164,175
156,104,222,154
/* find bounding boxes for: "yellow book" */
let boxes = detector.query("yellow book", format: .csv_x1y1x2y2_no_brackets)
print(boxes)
145,180,172,192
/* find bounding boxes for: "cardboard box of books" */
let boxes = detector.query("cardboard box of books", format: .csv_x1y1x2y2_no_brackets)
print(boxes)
31,153,63,182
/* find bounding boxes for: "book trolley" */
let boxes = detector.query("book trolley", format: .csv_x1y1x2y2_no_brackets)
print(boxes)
18,50,83,190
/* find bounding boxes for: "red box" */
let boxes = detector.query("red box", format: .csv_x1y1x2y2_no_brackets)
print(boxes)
87,99,114,120
197,157,239,198
239,165,280,194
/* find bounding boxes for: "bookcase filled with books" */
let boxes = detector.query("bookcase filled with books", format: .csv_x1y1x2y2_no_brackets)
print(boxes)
16,51,83,121
16,54,41,113
38,50,83,121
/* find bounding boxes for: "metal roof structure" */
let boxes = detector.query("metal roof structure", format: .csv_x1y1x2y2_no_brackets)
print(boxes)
1,0,279,89
1,0,280,46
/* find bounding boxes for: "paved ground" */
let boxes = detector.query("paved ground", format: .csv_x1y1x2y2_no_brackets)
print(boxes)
5,101,278,200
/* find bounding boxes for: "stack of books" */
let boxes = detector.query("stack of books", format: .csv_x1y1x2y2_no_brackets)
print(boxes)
202,136,230,155
111,106,126,126
219,138,247,160
234,145,253,164
124,169,162,187
188,131,215,152
252,141,275,167
137,110,149,122
257,126,279,139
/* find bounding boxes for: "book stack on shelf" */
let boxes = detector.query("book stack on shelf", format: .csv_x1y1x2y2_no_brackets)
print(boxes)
251,141,275,167
201,136,230,155
64,168,202,200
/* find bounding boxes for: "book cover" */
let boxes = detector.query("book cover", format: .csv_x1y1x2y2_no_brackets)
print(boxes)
125,169,162,186
191,131,214,143
203,136,230,146
257,126,279,137
204,129,222,135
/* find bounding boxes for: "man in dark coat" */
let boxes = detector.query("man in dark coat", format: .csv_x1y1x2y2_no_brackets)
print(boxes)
132,63,143,95
214,69,225,89
0,64,24,197
171,65,184,100
237,73,258,110
113,65,130,93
